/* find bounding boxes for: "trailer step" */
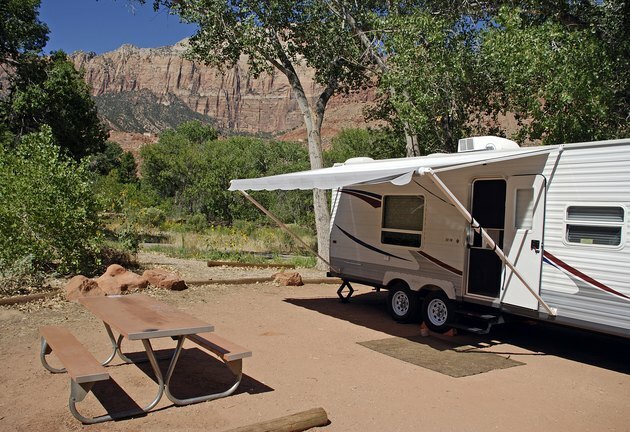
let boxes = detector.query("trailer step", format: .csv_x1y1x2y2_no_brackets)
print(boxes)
449,323,490,335
455,310,501,321
451,308,505,335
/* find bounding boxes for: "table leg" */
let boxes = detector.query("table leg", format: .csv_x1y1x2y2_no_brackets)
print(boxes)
101,324,131,365
163,337,244,406
140,339,166,412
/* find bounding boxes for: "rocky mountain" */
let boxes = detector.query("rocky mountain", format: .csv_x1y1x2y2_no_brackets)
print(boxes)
71,41,373,142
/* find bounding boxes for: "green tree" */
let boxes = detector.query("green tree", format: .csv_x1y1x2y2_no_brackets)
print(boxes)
480,4,629,144
324,128,405,166
1,51,108,158
0,0,48,64
0,126,102,274
377,12,489,153
147,0,373,267
140,123,310,224
90,141,138,183
367,1,629,148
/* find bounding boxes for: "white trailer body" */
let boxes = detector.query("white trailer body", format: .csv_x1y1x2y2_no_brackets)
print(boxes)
230,137,630,338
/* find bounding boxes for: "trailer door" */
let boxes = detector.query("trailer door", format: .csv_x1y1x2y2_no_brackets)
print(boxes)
501,174,546,310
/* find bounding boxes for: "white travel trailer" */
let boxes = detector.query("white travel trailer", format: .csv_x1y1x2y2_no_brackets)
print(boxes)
230,136,630,338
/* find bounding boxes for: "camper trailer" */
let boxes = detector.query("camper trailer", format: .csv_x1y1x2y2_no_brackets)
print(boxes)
230,137,630,338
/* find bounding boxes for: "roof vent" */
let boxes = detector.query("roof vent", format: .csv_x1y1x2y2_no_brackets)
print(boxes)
344,157,375,165
457,136,520,153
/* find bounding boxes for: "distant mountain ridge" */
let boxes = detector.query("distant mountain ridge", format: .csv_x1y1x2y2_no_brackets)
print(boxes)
71,40,373,141
94,89,215,134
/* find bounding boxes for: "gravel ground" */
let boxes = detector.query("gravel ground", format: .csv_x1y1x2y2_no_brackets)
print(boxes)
0,252,628,431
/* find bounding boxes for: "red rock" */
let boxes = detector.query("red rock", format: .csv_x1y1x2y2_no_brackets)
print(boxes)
96,265,148,295
272,272,304,286
143,269,188,291
70,43,375,139
65,275,104,302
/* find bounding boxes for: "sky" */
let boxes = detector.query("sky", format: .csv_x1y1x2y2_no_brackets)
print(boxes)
39,0,198,55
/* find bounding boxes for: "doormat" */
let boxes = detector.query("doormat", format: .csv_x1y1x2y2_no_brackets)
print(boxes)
358,336,524,378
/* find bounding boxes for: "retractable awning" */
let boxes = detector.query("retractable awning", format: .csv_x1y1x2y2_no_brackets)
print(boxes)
229,146,553,191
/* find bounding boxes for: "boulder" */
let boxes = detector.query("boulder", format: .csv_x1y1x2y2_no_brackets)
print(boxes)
143,269,188,291
65,275,104,302
272,272,304,286
96,264,148,295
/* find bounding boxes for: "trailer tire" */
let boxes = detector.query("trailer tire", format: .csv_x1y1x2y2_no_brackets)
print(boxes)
388,283,419,323
422,291,453,333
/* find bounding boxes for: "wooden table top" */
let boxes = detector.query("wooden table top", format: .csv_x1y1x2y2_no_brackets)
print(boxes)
79,294,214,340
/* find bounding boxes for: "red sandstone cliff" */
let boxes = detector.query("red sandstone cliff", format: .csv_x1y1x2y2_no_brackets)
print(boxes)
71,40,373,139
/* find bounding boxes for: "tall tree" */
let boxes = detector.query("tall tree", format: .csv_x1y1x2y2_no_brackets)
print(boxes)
150,0,370,267
1,51,108,159
480,2,629,143
0,0,48,65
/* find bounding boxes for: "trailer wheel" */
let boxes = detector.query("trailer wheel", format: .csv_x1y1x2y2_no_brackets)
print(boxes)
422,291,453,333
388,284,419,323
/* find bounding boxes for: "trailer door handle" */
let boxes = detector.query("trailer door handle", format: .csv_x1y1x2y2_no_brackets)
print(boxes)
531,240,541,253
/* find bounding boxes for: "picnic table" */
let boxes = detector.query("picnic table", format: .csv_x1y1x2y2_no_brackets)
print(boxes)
39,294,251,424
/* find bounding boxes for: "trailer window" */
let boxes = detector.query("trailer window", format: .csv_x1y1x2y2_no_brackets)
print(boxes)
381,195,424,247
565,206,624,246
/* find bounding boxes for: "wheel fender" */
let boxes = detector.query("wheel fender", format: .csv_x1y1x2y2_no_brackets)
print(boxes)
383,272,456,300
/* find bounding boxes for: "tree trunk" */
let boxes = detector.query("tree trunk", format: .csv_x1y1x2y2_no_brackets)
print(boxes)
268,47,332,270
404,127,420,157
307,126,331,270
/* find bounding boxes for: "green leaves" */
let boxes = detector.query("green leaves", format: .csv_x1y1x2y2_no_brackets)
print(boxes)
480,5,625,144
0,0,48,63
140,121,312,225
1,51,109,159
0,127,103,274
371,2,629,149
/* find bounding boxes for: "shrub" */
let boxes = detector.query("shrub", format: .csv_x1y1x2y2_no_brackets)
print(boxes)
116,225,141,254
0,126,102,274
137,207,167,229
324,128,405,166
185,213,208,233
0,255,47,296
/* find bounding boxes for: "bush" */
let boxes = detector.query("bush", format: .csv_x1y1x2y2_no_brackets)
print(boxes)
137,207,167,229
0,127,102,274
185,213,208,233
324,128,406,166
0,255,47,296
116,225,141,254
140,128,311,225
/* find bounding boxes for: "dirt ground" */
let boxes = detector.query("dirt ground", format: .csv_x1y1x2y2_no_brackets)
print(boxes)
0,252,628,431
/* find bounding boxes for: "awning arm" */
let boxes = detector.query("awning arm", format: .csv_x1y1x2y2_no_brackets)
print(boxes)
421,168,557,316
238,191,339,272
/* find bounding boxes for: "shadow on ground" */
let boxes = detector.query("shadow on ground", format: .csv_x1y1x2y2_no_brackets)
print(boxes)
285,290,630,375
88,347,272,421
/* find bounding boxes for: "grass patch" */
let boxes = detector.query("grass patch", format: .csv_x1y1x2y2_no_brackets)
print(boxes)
143,245,315,268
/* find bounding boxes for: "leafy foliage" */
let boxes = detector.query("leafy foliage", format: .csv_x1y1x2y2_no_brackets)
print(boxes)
1,51,108,159
89,141,138,183
370,1,629,148
480,4,629,144
377,12,489,153
324,128,405,166
0,127,102,274
140,121,312,225
0,0,48,63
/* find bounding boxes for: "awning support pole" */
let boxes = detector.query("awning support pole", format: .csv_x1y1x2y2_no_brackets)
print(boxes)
422,169,557,316
239,191,338,272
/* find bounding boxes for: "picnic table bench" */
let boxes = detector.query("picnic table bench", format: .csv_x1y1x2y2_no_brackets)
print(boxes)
39,294,252,424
